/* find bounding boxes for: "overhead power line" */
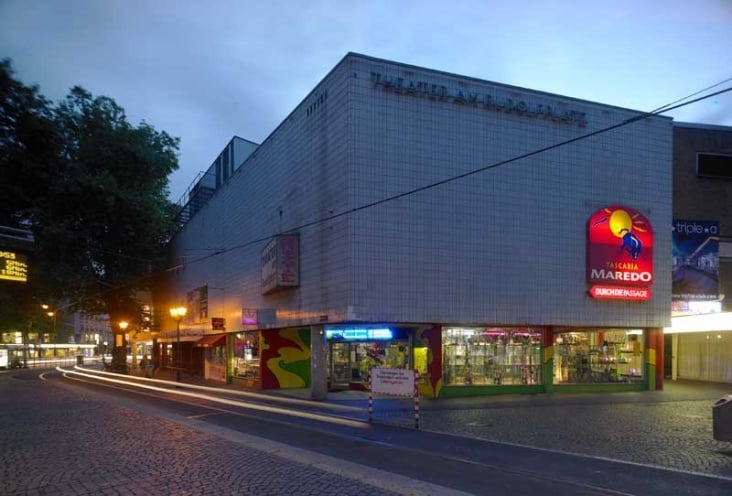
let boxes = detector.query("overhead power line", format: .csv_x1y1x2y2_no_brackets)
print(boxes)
180,83,732,269
53,79,732,310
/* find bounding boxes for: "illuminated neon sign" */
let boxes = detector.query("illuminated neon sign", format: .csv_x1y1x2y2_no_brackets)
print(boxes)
587,205,653,301
0,250,28,283
325,327,394,341
589,285,652,301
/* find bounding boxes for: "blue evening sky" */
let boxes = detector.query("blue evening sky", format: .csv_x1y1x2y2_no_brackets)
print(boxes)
1,0,730,201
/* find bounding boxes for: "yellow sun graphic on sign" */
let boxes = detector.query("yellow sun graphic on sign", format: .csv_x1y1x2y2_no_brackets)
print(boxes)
606,208,648,238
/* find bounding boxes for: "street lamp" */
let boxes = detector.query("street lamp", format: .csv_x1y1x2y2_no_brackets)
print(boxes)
118,321,129,372
169,307,187,382
40,304,56,344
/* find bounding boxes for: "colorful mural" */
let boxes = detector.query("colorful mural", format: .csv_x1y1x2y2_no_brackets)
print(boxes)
260,328,311,389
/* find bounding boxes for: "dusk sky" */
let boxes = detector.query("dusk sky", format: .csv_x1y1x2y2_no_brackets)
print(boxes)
1,0,731,202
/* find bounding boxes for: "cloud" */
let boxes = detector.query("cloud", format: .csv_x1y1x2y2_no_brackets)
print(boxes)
1,0,731,200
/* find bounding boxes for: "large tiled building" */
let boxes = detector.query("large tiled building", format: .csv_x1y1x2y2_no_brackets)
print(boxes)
154,53,674,397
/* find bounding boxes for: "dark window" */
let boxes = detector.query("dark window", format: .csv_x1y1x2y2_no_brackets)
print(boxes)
697,153,732,179
215,157,222,188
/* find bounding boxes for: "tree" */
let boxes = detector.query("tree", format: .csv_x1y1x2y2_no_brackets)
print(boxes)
0,58,57,343
0,58,58,226
0,59,181,372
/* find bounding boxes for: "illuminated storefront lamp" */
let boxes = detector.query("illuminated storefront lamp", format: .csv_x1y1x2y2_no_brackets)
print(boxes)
169,306,187,382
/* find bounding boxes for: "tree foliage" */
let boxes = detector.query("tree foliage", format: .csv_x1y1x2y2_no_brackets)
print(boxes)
0,58,58,226
0,58,180,328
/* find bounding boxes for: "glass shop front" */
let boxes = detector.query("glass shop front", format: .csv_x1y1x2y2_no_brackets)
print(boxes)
439,326,646,392
553,328,645,384
326,326,411,390
233,331,260,381
442,327,543,386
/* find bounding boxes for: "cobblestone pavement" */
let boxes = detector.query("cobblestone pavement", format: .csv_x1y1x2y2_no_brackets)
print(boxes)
5,367,729,495
150,368,732,480
0,371,462,496
361,381,732,479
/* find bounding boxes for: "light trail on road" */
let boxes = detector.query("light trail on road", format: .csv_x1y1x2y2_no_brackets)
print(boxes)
55,366,367,429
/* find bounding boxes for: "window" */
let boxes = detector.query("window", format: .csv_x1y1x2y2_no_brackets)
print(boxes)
554,329,644,384
442,327,543,386
697,153,732,179
233,331,259,379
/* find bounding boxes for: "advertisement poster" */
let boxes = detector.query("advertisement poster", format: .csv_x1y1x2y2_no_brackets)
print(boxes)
587,206,654,301
672,220,719,301
261,235,300,295
187,284,209,323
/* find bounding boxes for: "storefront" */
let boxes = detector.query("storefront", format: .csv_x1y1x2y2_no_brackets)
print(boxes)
233,330,260,385
665,312,732,383
158,53,672,399
195,334,227,382
442,327,543,387
325,326,411,390
433,326,654,398
157,328,202,377
553,329,645,384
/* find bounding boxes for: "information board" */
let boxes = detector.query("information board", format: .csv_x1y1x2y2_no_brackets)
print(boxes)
370,368,415,397
0,250,28,282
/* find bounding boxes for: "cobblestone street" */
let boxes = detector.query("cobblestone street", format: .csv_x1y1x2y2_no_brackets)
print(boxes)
369,380,732,478
2,369,731,495
0,373,418,496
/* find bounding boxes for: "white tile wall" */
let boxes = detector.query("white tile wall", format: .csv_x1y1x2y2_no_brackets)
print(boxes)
162,54,673,331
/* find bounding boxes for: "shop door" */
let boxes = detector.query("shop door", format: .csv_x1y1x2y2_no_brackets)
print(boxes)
330,342,350,388
664,334,673,378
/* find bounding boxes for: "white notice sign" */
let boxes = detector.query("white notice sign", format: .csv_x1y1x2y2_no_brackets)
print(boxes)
370,368,415,397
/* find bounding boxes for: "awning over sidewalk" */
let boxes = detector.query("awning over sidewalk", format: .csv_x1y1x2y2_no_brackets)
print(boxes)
665,312,732,333
194,334,226,348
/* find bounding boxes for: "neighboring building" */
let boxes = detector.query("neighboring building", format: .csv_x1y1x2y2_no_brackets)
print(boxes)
71,312,112,346
154,53,673,397
666,122,732,383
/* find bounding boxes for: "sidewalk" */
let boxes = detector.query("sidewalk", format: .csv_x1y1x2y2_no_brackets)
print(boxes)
209,373,732,478
371,380,732,479
137,365,730,409
120,365,732,478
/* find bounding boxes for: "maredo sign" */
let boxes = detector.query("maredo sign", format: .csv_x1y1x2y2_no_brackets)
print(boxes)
587,205,653,301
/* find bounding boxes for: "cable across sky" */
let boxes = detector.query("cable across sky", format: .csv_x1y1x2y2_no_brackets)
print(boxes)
176,81,732,270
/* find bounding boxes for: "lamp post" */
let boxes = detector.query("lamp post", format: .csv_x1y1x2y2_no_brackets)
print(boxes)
169,307,187,382
40,304,56,344
118,321,129,372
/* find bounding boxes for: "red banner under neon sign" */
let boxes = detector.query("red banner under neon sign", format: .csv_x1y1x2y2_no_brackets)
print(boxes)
589,285,652,301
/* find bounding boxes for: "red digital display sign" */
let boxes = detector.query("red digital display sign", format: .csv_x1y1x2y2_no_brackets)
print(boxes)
587,206,653,300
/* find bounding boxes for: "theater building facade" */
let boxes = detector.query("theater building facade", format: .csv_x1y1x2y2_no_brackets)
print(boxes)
155,53,673,398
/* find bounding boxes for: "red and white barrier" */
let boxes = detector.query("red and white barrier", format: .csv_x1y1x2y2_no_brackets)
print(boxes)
368,368,420,429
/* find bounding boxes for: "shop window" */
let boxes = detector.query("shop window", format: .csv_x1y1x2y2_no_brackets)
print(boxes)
553,329,644,384
328,341,410,386
207,345,226,366
234,331,259,379
442,327,543,386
